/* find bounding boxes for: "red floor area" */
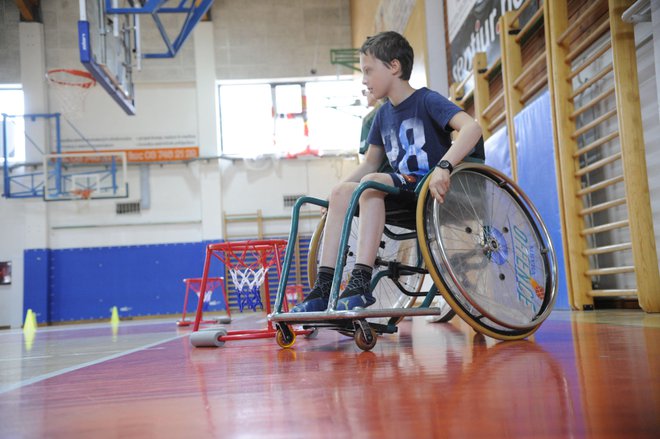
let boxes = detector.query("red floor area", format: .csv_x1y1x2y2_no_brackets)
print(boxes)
0,311,658,438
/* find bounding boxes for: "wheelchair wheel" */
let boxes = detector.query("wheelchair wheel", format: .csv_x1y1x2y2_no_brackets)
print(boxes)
426,294,456,323
307,214,423,323
416,163,557,340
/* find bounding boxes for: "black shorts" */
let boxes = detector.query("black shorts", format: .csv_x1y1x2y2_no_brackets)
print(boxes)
387,172,421,192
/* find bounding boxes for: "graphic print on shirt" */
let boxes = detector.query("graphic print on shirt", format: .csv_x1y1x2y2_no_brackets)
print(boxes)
384,117,429,175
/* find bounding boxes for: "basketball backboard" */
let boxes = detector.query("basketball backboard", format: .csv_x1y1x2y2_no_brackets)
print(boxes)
43,151,128,201
78,0,214,115
78,0,138,115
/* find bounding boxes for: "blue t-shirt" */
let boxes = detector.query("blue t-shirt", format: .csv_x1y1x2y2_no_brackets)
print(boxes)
367,87,484,177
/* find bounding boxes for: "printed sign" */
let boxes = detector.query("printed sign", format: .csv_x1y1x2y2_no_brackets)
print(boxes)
70,147,199,163
449,0,540,85
447,0,477,42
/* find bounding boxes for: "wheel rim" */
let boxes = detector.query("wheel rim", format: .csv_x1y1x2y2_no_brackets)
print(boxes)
419,164,557,332
277,330,295,348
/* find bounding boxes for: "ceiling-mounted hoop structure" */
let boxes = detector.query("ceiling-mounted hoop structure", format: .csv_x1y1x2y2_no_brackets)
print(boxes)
104,0,215,59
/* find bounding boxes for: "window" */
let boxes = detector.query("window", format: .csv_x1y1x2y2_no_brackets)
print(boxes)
218,77,365,157
0,86,25,163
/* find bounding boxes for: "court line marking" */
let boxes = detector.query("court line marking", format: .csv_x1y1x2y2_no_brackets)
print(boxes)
0,347,167,362
0,334,186,395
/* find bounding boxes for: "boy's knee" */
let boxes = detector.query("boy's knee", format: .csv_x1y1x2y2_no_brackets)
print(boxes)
357,174,390,201
360,173,390,185
329,182,356,203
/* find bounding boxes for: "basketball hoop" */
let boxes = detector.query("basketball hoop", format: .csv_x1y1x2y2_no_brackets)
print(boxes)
70,188,94,200
191,240,287,331
222,243,285,313
189,239,314,346
46,69,96,119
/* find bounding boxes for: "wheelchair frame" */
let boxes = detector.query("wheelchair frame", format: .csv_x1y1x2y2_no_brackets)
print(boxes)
269,163,558,350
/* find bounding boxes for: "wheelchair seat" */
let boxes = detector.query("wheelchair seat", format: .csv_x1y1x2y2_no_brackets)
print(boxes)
383,190,418,231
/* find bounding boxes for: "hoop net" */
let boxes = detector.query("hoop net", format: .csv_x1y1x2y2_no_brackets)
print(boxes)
209,240,285,293
229,266,268,293
46,69,96,119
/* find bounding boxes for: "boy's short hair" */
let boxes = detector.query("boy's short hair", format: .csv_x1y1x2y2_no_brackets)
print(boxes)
360,31,414,81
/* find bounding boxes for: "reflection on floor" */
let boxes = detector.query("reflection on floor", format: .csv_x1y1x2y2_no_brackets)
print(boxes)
0,310,658,438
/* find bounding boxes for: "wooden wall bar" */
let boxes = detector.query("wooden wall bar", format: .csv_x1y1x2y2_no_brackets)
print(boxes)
451,0,660,311
500,10,524,181
607,0,660,311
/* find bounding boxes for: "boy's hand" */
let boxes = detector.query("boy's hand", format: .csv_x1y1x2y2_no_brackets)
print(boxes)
428,167,451,203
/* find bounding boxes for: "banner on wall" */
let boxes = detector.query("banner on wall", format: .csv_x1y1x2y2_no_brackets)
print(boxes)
71,146,199,163
447,0,477,42
449,0,540,84
59,131,199,162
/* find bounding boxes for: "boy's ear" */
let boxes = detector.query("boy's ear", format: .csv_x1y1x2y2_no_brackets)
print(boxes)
389,59,402,77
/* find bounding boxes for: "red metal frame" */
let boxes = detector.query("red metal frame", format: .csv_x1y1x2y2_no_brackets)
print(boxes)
192,239,308,342
177,277,228,327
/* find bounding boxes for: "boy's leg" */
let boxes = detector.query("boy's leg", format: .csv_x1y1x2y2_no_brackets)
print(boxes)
292,181,357,313
319,182,358,268
337,173,391,311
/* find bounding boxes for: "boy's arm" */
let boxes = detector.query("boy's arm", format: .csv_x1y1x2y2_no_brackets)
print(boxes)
428,111,483,203
343,145,386,183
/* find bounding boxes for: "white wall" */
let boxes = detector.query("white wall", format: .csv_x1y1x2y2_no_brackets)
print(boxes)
220,156,358,238
0,0,356,328
0,197,38,328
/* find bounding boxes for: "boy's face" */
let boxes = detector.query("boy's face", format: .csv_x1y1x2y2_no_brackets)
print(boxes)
360,52,395,100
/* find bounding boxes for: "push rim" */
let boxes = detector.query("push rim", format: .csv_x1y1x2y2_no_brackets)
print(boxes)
416,163,557,338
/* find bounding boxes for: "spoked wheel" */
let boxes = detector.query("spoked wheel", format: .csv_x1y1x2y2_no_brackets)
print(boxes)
308,214,424,324
427,294,456,323
416,163,557,340
276,324,296,348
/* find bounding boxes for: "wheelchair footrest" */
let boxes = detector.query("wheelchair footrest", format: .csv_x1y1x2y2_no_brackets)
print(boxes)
269,306,449,323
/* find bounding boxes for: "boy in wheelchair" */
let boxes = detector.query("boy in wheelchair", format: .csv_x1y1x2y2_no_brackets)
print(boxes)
292,31,485,312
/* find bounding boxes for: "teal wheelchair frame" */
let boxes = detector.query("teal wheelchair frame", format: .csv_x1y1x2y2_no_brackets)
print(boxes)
269,163,558,351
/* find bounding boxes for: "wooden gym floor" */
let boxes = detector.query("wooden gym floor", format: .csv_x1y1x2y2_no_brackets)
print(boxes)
0,310,658,438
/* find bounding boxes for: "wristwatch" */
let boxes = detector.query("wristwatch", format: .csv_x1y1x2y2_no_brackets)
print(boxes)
436,160,453,174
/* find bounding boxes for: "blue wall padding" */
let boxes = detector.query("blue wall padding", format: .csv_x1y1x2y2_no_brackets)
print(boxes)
23,249,50,324
24,242,212,323
49,242,212,322
514,91,569,310
484,125,511,178
23,236,314,323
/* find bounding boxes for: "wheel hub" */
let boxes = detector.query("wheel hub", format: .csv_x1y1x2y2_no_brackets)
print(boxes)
482,225,509,265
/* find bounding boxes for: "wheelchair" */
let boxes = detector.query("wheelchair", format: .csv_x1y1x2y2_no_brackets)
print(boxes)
269,162,558,351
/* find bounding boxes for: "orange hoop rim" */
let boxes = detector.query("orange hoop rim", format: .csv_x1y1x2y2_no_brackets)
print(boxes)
70,188,94,199
46,69,97,89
